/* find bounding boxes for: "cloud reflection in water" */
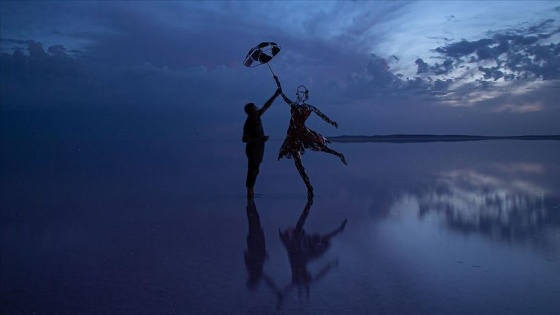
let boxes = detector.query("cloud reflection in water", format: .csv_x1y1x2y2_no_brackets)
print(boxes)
391,162,559,254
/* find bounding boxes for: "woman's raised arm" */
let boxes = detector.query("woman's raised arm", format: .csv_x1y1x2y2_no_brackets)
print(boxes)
308,104,338,128
274,76,294,106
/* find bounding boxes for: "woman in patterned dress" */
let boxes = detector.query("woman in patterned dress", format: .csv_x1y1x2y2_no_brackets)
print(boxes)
274,77,347,197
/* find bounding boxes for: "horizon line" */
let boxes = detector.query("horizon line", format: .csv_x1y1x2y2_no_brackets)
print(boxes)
327,134,560,143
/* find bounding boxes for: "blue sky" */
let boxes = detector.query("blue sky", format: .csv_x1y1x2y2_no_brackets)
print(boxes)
1,1,559,137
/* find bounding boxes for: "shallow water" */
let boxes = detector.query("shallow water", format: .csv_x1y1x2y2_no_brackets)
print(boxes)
1,116,559,314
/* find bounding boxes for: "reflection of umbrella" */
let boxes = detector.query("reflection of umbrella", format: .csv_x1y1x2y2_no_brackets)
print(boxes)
244,42,281,76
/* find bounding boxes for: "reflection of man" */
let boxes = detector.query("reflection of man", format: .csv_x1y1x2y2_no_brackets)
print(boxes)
242,87,282,197
244,197,266,290
243,198,286,309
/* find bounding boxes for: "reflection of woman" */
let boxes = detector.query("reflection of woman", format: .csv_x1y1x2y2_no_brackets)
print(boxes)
274,77,347,197
279,198,347,301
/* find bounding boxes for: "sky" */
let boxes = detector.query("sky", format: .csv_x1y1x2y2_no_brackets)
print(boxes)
1,0,560,138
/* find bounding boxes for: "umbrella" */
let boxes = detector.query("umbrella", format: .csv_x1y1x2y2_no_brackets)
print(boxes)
243,42,281,76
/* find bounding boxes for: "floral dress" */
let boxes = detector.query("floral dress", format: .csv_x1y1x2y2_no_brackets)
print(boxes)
278,103,333,160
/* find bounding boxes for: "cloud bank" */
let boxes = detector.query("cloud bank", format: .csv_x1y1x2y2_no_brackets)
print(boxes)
1,1,559,136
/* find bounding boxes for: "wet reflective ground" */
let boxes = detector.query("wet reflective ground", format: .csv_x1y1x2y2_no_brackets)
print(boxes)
1,115,559,314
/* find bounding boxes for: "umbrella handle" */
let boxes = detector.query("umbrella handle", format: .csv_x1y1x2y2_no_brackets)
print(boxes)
273,75,282,88
266,63,283,91
266,63,276,77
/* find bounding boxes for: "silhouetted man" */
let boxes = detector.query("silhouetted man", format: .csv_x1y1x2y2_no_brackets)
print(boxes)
242,86,281,197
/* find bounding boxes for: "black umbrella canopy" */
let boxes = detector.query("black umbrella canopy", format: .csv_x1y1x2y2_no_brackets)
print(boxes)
243,42,281,67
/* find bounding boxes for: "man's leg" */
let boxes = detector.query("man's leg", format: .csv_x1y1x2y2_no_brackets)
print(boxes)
246,159,260,196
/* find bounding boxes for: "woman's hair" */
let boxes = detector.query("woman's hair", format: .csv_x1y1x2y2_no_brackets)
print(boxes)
296,85,309,103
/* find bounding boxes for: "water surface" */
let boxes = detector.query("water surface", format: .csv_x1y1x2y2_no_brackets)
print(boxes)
1,115,559,314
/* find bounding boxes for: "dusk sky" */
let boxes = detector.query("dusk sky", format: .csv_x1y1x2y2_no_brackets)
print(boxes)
1,1,559,138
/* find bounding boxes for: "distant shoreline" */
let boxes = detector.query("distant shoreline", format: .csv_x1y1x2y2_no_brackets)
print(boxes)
328,135,560,143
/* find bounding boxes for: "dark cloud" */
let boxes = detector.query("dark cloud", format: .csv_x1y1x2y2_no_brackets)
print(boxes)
271,35,368,78
1,41,101,111
475,45,493,60
527,18,556,34
495,34,540,47
426,18,560,84
0,37,34,45
432,79,453,92
324,16,559,121
431,58,454,75
63,1,370,95
415,58,429,74
47,44,67,57
435,38,494,58
1,2,559,137
0,39,249,116
396,19,560,102
0,37,34,54
1,41,83,80
366,54,399,89
68,3,271,70
3,41,284,141
405,76,428,90
478,65,504,81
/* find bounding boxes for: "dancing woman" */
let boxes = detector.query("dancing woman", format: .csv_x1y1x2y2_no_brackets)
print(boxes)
274,76,347,197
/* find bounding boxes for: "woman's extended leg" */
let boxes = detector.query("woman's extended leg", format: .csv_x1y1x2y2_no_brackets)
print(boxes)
317,144,347,165
320,219,347,243
293,153,314,197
